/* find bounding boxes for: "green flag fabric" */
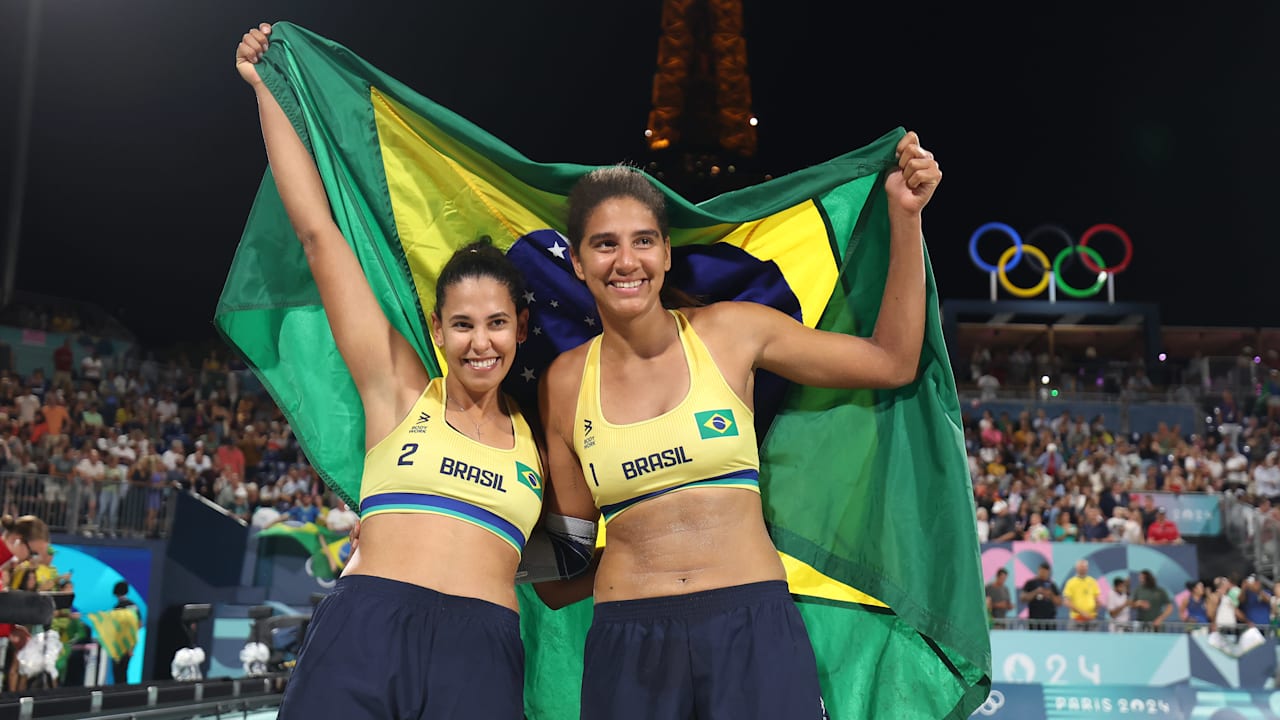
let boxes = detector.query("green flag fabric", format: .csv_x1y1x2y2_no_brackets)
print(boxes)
215,21,989,719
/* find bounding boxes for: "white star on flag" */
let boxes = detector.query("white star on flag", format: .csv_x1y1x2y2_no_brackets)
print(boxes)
548,240,568,260
521,367,536,382
549,300,560,308
522,290,536,304
532,326,542,335
584,316,596,327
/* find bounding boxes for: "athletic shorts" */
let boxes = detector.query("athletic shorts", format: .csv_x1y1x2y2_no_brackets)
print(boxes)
276,574,523,719
581,580,827,719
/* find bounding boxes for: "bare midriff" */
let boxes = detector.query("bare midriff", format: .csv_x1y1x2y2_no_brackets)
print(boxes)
342,512,520,611
592,487,785,602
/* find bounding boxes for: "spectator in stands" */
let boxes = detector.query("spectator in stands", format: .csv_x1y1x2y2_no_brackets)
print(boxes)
1255,452,1280,503
41,393,69,449
1125,368,1153,400
286,493,319,525
1107,507,1145,544
1005,478,1024,516
1035,442,1065,481
1099,480,1130,520
1132,570,1172,631
1224,447,1249,492
13,386,39,428
1080,506,1111,542
160,439,185,471
977,371,1000,401
51,340,74,393
81,402,104,429
1238,575,1273,635
99,452,127,536
1138,495,1160,532
975,507,989,543
214,433,245,480
109,435,136,465
1266,369,1280,423
1052,509,1078,542
1217,389,1242,452
1209,577,1241,637
1180,580,1210,627
238,425,264,481
1021,563,1061,630
985,568,1013,628
1103,576,1132,632
1146,507,1182,545
26,369,48,403
258,475,278,510
145,456,168,537
1025,512,1051,542
184,441,213,475
74,448,106,530
988,500,1018,542
80,351,104,386
154,390,178,425
1063,560,1101,631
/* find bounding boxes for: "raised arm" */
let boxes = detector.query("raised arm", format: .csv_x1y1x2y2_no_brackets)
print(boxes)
725,131,938,389
236,24,425,441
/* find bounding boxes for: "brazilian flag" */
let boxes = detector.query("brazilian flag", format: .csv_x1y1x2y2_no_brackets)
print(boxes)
87,607,140,663
215,22,989,719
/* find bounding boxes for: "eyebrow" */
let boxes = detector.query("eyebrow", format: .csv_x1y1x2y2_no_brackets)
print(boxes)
587,228,661,244
446,311,513,323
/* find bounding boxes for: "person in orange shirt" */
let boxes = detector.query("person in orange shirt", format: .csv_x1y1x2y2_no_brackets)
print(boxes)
40,394,69,448
1062,559,1101,631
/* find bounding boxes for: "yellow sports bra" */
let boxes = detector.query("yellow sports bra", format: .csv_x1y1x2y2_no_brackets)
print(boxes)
573,310,759,521
360,378,544,553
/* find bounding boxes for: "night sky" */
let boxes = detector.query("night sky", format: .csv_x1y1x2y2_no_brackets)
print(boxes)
0,2,1276,347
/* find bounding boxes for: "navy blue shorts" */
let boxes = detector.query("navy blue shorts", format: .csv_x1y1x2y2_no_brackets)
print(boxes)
581,580,827,720
276,575,524,719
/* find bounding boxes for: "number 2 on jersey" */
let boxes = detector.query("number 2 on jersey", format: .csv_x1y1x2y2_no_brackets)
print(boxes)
398,443,419,466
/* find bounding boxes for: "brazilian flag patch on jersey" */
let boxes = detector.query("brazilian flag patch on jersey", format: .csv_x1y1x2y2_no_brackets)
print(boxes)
515,461,544,499
694,409,739,440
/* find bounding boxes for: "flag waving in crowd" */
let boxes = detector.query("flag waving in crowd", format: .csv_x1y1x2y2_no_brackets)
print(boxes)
216,21,989,719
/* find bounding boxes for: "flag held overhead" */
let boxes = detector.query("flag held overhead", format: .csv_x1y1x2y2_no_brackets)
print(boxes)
216,21,989,719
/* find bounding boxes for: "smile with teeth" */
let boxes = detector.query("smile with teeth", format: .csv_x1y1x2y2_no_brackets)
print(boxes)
610,279,645,289
464,358,499,369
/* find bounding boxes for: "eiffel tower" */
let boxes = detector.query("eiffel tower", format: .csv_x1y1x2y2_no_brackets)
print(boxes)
642,0,766,198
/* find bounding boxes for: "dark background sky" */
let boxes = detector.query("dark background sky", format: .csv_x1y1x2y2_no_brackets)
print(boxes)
0,2,1276,348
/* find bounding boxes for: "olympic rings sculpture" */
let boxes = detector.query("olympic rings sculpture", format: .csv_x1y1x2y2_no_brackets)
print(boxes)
968,222,1133,299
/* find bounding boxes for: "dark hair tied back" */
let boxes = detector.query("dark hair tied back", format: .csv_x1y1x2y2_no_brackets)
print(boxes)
433,237,528,317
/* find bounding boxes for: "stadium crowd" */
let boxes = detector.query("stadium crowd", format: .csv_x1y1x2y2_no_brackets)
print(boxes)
966,344,1280,637
0,339,353,539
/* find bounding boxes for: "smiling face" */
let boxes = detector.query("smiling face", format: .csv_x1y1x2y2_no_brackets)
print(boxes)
571,196,672,320
430,276,527,397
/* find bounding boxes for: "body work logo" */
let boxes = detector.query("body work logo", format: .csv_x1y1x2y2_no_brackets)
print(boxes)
409,412,431,434
695,409,738,440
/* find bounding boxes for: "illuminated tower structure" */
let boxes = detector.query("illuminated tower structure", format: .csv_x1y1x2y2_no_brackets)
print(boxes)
643,0,765,197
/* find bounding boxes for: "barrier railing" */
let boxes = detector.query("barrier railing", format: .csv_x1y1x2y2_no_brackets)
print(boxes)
1222,492,1280,580
0,472,178,539
988,617,1251,635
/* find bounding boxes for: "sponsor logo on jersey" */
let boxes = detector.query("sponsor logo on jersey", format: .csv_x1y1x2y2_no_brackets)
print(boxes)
583,418,596,449
409,412,432,434
694,409,738,439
